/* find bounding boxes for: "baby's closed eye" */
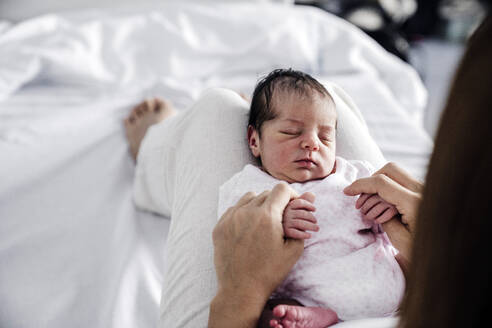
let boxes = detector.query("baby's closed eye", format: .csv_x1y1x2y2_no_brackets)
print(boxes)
280,129,301,136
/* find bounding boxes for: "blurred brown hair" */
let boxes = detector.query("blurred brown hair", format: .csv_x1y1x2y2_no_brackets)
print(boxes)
399,14,492,327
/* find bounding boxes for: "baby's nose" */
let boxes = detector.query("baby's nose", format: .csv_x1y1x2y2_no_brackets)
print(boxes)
301,134,319,151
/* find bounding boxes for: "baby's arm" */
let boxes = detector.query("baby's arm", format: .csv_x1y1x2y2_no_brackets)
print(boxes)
283,192,319,240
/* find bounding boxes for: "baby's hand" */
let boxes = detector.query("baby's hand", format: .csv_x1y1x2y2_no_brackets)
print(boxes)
356,193,399,224
283,192,319,240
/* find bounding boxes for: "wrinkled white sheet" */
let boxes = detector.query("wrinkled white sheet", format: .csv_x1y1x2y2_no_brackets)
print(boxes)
0,3,432,328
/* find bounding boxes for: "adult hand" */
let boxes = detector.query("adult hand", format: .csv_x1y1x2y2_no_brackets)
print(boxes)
343,162,423,269
209,183,304,328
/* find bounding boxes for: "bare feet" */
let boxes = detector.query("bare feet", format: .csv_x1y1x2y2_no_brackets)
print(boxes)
269,305,338,328
124,97,177,161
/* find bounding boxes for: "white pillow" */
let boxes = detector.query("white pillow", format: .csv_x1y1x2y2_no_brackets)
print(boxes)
133,85,386,327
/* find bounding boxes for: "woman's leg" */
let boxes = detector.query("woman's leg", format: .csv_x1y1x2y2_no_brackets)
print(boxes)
127,88,254,327
124,97,180,217
125,86,386,327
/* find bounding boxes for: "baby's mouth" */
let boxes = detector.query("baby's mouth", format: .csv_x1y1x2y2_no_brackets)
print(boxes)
295,158,317,168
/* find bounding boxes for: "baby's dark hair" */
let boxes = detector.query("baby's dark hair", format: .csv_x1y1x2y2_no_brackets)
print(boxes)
248,68,333,135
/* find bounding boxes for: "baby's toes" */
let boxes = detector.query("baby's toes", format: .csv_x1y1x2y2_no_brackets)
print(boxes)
272,305,287,319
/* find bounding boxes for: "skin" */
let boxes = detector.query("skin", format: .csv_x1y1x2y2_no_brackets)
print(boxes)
248,90,338,240
248,90,398,239
124,98,176,160
248,91,337,183
209,163,421,327
209,92,421,327
282,191,319,240
343,162,422,273
209,183,305,328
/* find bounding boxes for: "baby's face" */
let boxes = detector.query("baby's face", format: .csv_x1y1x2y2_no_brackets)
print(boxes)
249,92,337,183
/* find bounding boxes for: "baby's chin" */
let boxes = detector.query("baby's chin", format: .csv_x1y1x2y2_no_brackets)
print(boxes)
292,170,330,183
270,168,332,184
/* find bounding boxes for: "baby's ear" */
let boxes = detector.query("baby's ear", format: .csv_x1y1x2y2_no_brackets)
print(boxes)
247,125,261,158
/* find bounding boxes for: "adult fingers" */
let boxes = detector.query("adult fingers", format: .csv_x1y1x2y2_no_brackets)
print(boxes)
215,191,256,229
288,199,316,212
374,162,423,193
264,183,299,221
251,190,270,206
343,174,417,208
381,218,412,264
235,191,257,208
359,195,383,215
213,206,233,242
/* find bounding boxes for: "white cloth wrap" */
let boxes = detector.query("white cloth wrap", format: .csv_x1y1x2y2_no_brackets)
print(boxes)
133,85,386,326
218,158,405,320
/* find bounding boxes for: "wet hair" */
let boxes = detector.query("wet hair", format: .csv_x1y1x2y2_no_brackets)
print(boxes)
248,68,333,136
398,14,492,328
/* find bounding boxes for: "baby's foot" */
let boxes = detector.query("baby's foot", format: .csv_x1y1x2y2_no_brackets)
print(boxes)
124,97,176,161
269,305,338,328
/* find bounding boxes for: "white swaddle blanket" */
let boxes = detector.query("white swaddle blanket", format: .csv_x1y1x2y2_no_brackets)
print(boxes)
218,157,405,320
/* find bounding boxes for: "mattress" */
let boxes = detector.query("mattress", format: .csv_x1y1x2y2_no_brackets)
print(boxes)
0,2,433,327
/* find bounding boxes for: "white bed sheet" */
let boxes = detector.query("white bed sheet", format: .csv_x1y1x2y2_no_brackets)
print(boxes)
0,3,432,327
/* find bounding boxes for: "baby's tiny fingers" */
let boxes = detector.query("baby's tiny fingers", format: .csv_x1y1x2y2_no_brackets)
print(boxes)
365,202,389,220
290,219,319,232
299,191,316,203
288,198,316,211
356,193,371,209
360,195,383,215
289,209,317,223
375,206,399,224
285,228,312,240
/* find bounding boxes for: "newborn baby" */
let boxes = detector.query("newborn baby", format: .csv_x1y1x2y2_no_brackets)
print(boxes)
218,69,405,328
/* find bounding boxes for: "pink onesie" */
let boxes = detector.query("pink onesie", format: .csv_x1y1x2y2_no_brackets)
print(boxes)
218,157,405,321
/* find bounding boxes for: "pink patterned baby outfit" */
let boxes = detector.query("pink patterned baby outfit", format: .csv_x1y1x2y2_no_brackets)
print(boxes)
218,156,405,320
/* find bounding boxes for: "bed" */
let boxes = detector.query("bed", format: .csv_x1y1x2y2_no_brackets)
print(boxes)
0,2,433,327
